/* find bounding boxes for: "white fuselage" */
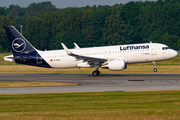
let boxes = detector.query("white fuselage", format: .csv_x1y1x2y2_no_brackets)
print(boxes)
36,43,177,69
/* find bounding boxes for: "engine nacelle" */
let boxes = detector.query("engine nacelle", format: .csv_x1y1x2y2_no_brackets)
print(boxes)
108,59,127,71
77,62,91,68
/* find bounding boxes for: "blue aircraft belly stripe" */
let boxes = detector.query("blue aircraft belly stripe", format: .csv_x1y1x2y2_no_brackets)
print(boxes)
14,51,52,68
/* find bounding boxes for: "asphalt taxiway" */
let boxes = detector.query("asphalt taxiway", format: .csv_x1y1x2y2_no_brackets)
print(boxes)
0,74,180,94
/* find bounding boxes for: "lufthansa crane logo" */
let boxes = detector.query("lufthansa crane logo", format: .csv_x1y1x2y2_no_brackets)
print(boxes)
12,38,26,52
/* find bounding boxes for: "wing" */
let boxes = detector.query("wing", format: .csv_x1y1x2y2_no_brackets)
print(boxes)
61,43,108,66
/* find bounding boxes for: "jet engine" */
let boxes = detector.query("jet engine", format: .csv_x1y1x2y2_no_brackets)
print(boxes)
108,59,127,71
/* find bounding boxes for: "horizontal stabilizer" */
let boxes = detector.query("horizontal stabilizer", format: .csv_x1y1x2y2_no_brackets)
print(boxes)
4,56,26,60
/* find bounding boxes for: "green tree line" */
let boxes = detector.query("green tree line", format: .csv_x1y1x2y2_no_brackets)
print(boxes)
0,0,180,52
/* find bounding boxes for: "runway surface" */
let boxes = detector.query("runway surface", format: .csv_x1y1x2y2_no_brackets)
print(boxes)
0,74,180,94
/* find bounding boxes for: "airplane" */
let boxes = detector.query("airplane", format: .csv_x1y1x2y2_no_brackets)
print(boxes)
3,26,178,76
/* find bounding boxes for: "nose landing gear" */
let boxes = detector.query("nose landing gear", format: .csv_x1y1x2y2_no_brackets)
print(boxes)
152,62,157,72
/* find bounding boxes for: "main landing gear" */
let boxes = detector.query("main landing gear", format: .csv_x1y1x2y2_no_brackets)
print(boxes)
92,65,100,76
152,61,157,72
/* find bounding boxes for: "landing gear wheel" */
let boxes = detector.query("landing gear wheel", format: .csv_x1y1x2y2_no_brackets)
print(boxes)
153,68,157,72
92,71,98,76
92,70,100,76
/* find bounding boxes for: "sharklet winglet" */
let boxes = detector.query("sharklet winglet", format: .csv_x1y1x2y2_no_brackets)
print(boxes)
74,43,80,49
61,43,72,55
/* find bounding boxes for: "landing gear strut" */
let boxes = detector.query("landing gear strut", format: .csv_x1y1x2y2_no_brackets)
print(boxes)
92,65,100,76
152,62,157,72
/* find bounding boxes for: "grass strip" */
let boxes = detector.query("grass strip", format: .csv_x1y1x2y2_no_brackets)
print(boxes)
0,91,180,120
0,81,77,88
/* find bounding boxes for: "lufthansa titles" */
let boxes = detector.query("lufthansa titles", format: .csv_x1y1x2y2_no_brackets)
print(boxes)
120,45,149,51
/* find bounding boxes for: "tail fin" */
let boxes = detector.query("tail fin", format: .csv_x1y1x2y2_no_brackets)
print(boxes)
4,26,36,55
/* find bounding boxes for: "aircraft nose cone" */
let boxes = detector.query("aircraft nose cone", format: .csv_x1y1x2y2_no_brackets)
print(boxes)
176,51,178,56
173,50,178,57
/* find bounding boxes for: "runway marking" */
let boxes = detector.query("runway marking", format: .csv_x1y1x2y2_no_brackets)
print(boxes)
128,80,145,81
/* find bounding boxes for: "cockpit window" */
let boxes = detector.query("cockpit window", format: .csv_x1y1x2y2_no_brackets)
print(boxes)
162,47,170,50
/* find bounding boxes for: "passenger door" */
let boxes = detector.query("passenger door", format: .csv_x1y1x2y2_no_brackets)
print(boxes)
151,45,157,55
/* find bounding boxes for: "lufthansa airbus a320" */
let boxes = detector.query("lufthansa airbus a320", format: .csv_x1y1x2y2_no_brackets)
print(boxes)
4,26,178,76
